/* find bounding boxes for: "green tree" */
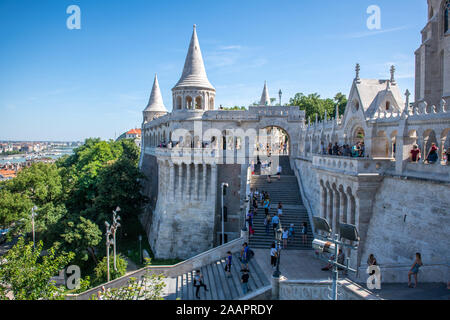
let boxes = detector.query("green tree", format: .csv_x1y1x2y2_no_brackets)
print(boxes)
0,238,74,300
334,92,348,117
60,216,102,264
93,254,128,286
288,92,345,121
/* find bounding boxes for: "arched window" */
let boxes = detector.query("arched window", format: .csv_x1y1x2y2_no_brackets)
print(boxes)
353,100,359,111
385,101,391,111
176,96,182,110
445,0,449,34
186,96,193,109
209,97,215,110
195,96,202,109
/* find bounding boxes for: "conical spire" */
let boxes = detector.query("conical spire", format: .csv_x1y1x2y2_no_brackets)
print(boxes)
144,74,167,112
173,25,215,90
259,81,271,106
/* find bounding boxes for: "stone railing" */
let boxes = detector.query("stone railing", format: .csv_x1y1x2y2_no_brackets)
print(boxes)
279,279,382,300
403,162,450,183
67,237,244,300
312,155,394,176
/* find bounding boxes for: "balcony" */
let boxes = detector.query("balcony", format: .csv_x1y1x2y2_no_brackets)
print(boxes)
312,154,394,176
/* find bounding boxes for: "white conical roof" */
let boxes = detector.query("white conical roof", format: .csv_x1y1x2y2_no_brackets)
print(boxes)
173,25,215,91
144,74,167,112
259,81,271,106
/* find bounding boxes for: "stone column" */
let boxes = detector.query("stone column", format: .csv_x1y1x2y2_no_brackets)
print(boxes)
320,183,327,219
202,164,207,200
169,162,175,201
326,186,333,229
339,189,347,224
194,164,199,200
186,163,191,200
271,276,280,300
210,164,218,203
333,187,340,233
177,163,183,199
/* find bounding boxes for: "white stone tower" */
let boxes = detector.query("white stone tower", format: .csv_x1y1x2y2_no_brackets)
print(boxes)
143,74,168,123
172,25,216,111
259,81,271,106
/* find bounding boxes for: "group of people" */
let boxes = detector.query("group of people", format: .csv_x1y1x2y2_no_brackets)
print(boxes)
321,141,366,158
410,143,450,165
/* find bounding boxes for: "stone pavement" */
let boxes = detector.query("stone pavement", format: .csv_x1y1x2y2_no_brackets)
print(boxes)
253,249,330,281
367,283,450,300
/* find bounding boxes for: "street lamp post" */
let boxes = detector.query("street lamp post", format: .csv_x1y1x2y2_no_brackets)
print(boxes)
139,235,142,264
278,90,282,106
111,207,121,271
221,183,229,245
105,221,113,282
31,206,38,249
273,227,283,278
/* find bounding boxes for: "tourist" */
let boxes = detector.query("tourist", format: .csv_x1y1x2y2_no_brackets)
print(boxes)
367,254,377,275
264,213,271,235
276,164,282,180
410,145,421,163
426,143,439,164
241,269,250,294
246,210,254,236
241,243,249,270
408,252,423,288
282,227,289,249
332,142,339,155
445,147,450,165
283,143,287,155
321,249,345,271
288,223,295,243
277,202,283,217
360,142,365,157
194,270,208,299
225,251,232,278
264,198,270,216
327,143,333,155
321,141,326,155
271,214,280,236
301,222,308,245
267,174,271,183
270,242,278,268
343,144,351,157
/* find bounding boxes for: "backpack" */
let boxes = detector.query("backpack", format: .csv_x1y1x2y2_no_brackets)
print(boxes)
248,249,255,260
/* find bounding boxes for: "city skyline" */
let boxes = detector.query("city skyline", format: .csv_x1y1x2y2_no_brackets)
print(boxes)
0,0,427,141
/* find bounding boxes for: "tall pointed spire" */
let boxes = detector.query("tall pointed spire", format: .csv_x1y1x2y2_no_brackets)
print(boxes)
173,25,215,90
144,74,167,112
259,81,271,106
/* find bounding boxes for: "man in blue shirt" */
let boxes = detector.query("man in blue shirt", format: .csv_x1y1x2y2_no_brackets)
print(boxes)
271,214,280,236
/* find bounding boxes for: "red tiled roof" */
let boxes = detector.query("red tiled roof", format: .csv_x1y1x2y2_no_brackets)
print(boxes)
126,129,142,135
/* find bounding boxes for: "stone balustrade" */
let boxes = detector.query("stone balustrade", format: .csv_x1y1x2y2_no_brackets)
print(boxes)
404,162,450,183
312,155,394,176
67,237,245,300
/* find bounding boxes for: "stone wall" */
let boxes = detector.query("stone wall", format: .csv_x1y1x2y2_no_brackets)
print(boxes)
214,164,243,245
279,279,381,300
294,159,320,222
139,154,159,235
357,176,450,283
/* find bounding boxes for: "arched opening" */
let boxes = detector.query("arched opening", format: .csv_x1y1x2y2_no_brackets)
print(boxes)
254,126,290,156
186,96,193,109
176,96,182,110
209,97,215,110
389,130,398,159
423,129,438,162
353,100,360,112
372,130,389,158
385,101,391,111
195,96,202,110
352,127,365,145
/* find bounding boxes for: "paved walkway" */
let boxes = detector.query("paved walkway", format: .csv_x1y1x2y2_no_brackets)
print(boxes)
253,249,330,281
367,283,450,300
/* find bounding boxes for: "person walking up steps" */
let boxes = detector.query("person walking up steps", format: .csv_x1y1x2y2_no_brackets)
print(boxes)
241,243,249,270
276,164,282,180
264,197,270,216
301,222,308,245
241,269,250,295
288,224,295,244
264,213,271,235
277,202,283,217
271,214,280,236
194,270,208,299
270,243,278,268
282,227,289,249
225,251,232,278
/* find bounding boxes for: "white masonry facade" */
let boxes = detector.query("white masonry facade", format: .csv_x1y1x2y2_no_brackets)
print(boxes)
140,1,449,283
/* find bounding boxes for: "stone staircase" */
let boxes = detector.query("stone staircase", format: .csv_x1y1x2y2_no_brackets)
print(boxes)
249,156,313,250
166,252,270,300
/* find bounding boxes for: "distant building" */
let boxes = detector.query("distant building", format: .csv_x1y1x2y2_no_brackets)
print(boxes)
116,128,142,147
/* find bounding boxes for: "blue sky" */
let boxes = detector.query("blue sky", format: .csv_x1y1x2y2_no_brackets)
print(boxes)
0,0,427,141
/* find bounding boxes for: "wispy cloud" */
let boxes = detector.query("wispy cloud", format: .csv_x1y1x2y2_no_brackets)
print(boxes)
339,25,410,39
218,45,242,51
